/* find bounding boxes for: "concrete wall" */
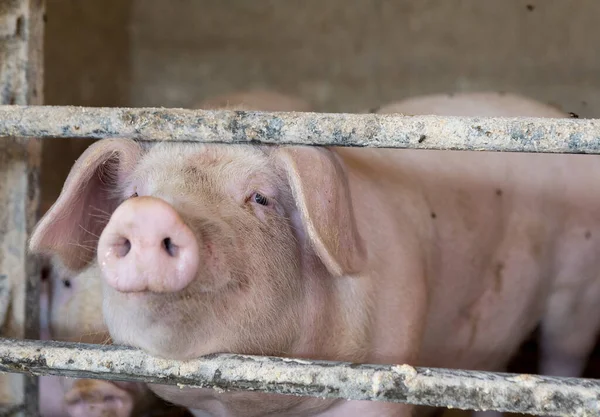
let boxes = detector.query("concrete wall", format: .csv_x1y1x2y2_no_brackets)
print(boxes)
42,0,600,209
41,0,132,212
129,0,600,117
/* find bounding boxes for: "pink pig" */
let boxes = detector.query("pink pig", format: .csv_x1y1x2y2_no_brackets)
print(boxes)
30,90,600,417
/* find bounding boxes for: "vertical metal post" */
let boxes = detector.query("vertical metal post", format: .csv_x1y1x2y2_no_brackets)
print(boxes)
0,0,45,415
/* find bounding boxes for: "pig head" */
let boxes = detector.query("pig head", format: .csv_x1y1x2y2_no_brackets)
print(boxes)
29,134,377,416
31,137,365,355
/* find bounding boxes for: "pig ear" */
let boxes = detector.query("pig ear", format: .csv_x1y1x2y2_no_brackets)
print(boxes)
274,146,367,276
29,138,142,272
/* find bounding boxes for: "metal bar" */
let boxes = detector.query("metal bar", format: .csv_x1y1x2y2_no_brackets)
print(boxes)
0,105,598,154
0,405,24,417
0,338,598,417
0,0,44,415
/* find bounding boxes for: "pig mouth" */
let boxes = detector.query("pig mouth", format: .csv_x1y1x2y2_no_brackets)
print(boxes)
110,286,195,307
105,280,227,323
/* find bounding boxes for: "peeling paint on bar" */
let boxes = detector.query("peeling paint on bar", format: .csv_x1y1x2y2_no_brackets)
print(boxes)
1,105,600,153
0,338,599,417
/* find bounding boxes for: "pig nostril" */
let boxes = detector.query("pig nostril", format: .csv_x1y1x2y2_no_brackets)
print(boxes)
162,237,178,257
115,237,131,258
40,266,50,281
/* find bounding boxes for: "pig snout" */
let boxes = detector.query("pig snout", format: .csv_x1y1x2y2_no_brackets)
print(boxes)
63,379,134,417
97,196,199,293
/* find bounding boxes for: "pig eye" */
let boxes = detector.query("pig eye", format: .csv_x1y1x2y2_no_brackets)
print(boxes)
252,192,269,206
62,279,71,288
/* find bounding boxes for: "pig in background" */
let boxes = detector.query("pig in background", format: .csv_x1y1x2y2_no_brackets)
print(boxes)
29,88,600,417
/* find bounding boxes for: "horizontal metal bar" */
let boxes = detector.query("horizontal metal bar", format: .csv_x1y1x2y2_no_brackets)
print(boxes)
0,105,599,153
0,338,598,416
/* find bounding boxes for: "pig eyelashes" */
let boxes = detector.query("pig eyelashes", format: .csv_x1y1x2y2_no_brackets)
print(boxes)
243,192,273,207
252,192,269,206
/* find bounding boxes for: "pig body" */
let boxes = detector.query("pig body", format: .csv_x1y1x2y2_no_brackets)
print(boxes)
371,91,567,117
30,91,600,417
375,92,599,379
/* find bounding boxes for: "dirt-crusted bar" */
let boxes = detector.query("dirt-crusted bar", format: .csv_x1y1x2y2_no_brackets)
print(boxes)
0,105,599,153
0,0,44,415
0,338,599,417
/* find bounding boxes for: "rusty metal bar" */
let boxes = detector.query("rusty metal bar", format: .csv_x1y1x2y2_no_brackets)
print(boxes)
0,105,598,154
0,338,598,417
0,0,44,416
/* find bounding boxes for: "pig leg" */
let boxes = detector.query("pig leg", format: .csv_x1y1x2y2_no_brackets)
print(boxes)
470,290,600,417
539,280,600,378
534,248,600,417
539,227,600,379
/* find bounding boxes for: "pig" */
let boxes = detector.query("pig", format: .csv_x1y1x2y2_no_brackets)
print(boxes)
370,91,567,118
39,258,164,417
37,90,311,417
28,89,600,417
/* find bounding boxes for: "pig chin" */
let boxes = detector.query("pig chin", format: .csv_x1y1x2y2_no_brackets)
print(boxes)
102,275,272,362
102,288,218,360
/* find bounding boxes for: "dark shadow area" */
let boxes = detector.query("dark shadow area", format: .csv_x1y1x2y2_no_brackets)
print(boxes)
507,326,600,378
41,0,133,214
